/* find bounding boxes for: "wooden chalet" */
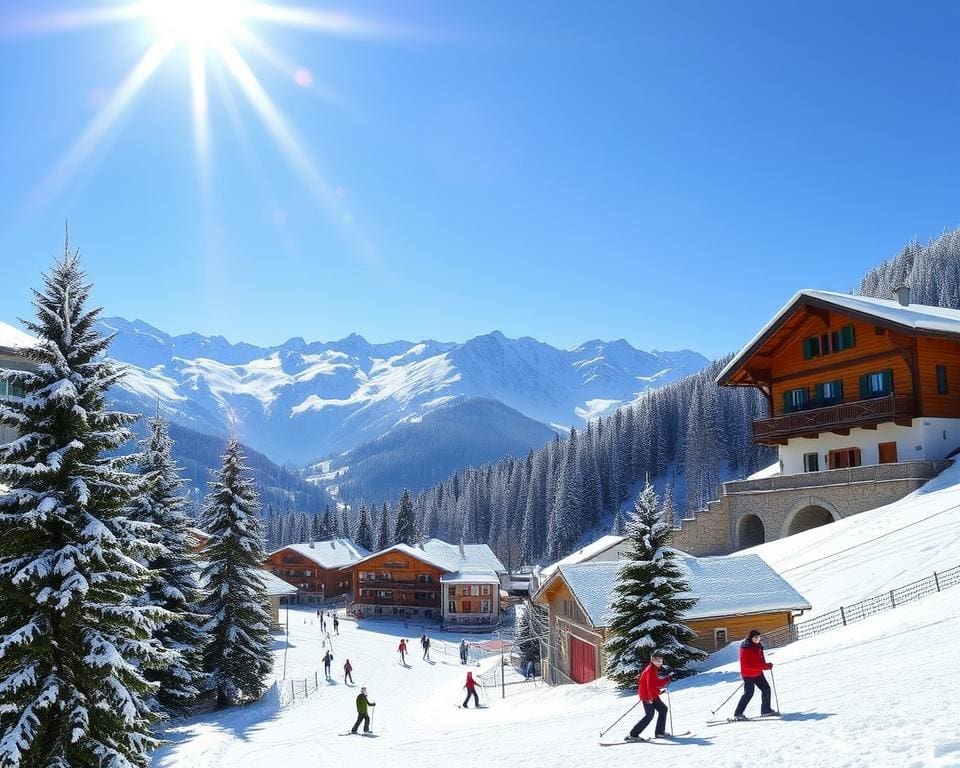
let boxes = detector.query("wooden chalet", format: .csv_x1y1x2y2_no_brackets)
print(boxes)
533,555,810,685
264,539,370,604
0,321,34,445
718,288,960,475
343,539,506,628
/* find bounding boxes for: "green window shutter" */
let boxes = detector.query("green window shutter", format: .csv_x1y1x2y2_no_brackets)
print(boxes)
883,369,894,394
859,374,869,399
834,379,844,401
814,383,824,403
783,391,792,413
831,331,840,353
802,338,812,360
842,324,856,350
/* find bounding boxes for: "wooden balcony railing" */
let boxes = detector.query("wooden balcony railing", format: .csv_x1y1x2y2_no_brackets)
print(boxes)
753,394,916,444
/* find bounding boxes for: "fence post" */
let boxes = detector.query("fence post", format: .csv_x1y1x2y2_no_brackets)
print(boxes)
889,590,896,609
290,680,294,700
839,606,846,626
934,571,941,592
315,671,319,688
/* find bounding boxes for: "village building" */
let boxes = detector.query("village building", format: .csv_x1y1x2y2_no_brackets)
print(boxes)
533,554,810,685
530,534,629,593
258,569,298,628
671,288,957,554
343,539,507,629
0,321,35,446
264,539,369,604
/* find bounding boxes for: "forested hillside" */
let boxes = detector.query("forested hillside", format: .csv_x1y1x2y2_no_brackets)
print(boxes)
859,228,960,307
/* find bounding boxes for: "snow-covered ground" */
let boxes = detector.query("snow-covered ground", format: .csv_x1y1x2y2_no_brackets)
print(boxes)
154,466,960,768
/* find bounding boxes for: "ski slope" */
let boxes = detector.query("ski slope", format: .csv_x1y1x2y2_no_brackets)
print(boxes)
153,467,960,768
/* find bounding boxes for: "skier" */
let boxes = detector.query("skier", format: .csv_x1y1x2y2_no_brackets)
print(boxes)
625,652,671,741
350,686,376,734
459,639,468,665
344,658,354,684
323,649,334,678
733,630,777,720
333,614,340,635
421,634,431,661
320,612,325,632
462,670,480,708
398,638,408,664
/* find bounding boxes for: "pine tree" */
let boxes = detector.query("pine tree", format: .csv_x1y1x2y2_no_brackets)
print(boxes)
199,438,273,708
129,413,207,716
376,501,391,550
604,481,705,688
548,428,582,559
394,489,417,545
0,252,161,766
354,502,374,550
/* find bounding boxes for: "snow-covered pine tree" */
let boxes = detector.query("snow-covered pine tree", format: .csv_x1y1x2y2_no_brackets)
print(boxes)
0,251,161,767
376,501,391,549
128,413,207,716
354,501,374,550
547,427,581,560
604,481,705,688
199,438,273,708
394,488,417,545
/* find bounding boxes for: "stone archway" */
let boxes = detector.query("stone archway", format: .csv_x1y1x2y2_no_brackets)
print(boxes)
782,496,840,538
737,514,766,549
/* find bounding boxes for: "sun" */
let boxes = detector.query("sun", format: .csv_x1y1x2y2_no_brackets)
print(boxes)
143,0,248,46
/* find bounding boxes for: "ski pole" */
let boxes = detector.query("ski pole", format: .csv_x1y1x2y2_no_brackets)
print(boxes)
599,699,642,737
666,689,674,737
770,669,780,713
711,682,743,715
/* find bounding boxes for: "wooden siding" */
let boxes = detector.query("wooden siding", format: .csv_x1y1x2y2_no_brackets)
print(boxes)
263,547,354,602
348,550,445,612
687,612,794,652
916,337,960,418
767,316,913,418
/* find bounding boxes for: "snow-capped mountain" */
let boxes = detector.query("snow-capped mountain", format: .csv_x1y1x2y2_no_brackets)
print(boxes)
96,317,708,466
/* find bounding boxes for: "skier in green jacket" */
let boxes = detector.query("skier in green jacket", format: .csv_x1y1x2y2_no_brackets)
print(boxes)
351,687,376,734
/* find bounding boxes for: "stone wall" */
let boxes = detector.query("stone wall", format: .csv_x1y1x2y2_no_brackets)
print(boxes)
669,460,951,555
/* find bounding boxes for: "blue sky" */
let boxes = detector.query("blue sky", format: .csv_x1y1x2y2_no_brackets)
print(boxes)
1,1,959,359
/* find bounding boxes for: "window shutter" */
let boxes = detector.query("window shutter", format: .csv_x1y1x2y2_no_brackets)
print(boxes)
814,383,824,403
802,338,812,360
859,374,869,399
834,379,844,401
842,324,856,349
831,331,840,353
883,369,894,394
783,391,792,413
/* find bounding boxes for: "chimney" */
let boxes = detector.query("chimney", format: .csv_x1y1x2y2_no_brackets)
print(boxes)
459,538,465,557
894,286,911,307
309,541,315,549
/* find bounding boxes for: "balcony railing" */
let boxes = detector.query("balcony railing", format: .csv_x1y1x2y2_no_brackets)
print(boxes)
753,394,916,443
357,579,435,590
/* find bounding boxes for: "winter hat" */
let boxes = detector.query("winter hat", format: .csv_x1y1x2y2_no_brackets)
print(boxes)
748,629,762,639
361,686,367,693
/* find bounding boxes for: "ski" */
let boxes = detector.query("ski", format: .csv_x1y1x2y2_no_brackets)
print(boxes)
599,738,649,746
706,714,782,727
654,731,692,738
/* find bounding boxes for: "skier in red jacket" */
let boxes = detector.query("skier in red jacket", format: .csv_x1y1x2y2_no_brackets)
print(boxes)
462,670,481,708
625,652,672,741
733,629,778,719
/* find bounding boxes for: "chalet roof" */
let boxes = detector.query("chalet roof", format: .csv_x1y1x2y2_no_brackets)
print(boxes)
553,554,811,629
345,539,505,574
441,571,502,584
0,321,37,356
258,569,299,597
538,534,627,581
717,289,960,387
270,539,371,569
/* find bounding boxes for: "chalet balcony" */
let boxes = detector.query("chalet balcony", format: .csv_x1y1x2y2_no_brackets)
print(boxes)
753,394,917,444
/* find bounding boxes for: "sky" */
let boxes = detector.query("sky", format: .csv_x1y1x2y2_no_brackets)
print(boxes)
1,1,959,360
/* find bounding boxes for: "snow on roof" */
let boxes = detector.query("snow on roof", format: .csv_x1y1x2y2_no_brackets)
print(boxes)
556,553,811,628
0,321,37,354
441,571,502,584
347,539,505,575
718,289,960,385
747,461,780,481
259,569,298,596
271,539,371,569
539,534,626,579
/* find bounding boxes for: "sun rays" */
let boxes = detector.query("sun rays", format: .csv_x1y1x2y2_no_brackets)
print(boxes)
8,0,404,263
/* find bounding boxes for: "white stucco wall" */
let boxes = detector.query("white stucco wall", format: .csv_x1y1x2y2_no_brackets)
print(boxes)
779,418,960,475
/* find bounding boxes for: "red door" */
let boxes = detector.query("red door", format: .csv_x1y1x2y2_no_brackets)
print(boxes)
569,636,597,683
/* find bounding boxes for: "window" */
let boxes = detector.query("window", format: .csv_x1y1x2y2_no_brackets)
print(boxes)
815,379,843,406
480,585,491,596
937,365,948,395
833,324,856,352
0,380,26,398
879,442,898,464
360,571,376,581
828,447,862,470
416,573,434,583
783,387,809,413
860,369,894,399
471,585,480,596
460,585,471,596
802,336,821,360
803,325,855,359
481,600,491,613
414,591,435,602
714,629,727,650
448,600,456,613
375,571,392,581
375,589,393,599
803,452,820,473
448,586,456,598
